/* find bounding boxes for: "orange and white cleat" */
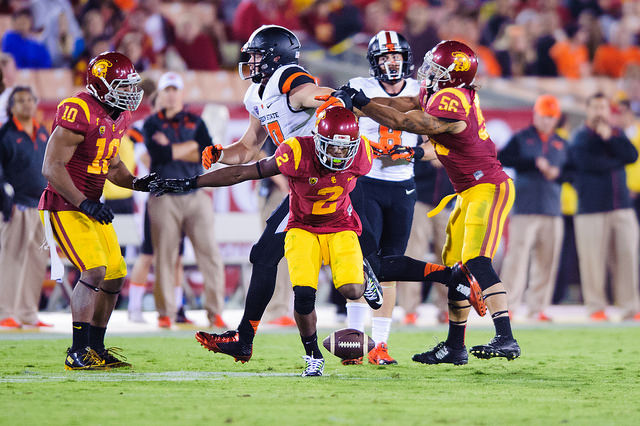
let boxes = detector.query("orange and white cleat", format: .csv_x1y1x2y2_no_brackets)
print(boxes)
452,262,487,317
341,357,363,365
368,342,397,365
195,330,252,363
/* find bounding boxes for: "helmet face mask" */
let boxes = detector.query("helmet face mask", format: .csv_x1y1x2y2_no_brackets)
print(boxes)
367,31,414,83
86,51,143,111
313,107,360,171
238,25,301,83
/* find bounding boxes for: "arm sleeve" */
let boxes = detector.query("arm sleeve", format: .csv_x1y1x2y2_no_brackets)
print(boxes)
609,131,639,165
143,118,172,165
569,130,628,172
498,134,537,171
278,66,317,94
193,118,213,152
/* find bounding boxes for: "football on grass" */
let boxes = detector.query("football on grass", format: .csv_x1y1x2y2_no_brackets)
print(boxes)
323,328,375,360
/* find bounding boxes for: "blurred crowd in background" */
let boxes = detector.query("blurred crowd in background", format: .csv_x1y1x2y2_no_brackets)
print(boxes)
1,0,640,328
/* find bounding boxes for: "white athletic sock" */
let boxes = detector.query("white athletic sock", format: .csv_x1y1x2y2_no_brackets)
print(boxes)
372,317,392,345
175,286,184,309
346,302,368,332
128,283,145,313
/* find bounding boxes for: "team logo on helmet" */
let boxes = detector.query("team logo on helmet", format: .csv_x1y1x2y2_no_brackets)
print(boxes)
91,59,112,78
452,52,470,72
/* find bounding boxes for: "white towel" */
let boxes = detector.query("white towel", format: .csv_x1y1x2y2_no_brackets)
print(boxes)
42,210,64,281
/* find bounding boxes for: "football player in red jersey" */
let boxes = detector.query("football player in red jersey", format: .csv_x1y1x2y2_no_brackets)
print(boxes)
152,107,381,376
333,40,520,364
38,52,157,370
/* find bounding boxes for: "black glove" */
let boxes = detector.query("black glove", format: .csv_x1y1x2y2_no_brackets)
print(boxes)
79,199,114,224
149,176,198,196
337,85,371,109
327,90,353,111
1,182,14,222
132,172,158,192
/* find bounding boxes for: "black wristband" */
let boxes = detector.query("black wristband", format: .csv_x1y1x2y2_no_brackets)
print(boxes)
413,146,425,160
256,161,264,179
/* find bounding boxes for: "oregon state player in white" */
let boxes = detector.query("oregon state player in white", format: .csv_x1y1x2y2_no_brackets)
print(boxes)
196,25,365,361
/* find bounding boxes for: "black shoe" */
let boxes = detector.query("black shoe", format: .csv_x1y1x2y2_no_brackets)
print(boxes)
64,347,106,370
97,347,132,368
195,330,253,363
412,342,468,365
470,335,521,360
175,306,193,324
362,258,383,310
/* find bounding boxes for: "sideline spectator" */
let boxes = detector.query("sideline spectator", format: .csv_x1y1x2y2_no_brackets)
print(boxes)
1,8,51,69
593,21,640,79
172,12,220,70
0,53,17,125
143,72,225,329
550,24,590,79
0,86,50,328
499,95,568,321
568,93,640,321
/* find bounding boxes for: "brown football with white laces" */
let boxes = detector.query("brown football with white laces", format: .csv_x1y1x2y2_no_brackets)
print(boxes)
323,328,375,360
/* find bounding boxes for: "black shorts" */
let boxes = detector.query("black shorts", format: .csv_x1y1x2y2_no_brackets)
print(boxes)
355,176,416,256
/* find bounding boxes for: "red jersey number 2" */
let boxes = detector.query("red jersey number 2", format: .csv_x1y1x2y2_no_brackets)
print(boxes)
312,186,344,215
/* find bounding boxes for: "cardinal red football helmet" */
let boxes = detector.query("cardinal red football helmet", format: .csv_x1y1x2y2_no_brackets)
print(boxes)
313,106,360,171
417,40,478,93
86,51,143,111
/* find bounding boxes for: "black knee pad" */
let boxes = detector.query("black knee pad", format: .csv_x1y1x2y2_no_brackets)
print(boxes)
465,256,500,291
293,286,316,315
448,285,467,301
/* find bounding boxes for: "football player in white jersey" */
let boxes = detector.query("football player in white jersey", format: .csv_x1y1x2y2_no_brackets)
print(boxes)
344,31,431,365
195,25,383,362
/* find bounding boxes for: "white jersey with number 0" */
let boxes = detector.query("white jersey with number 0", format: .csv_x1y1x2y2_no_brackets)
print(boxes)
244,64,317,146
349,76,420,181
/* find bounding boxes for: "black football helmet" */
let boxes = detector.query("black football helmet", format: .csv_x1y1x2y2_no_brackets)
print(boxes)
367,30,414,82
239,25,301,84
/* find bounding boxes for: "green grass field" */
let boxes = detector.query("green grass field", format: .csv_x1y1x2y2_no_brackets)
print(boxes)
1,325,640,425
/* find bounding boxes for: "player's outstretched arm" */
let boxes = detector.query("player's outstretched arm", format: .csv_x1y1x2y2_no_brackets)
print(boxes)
363,103,466,136
369,95,421,112
211,115,268,166
41,126,88,207
106,154,156,192
290,84,334,110
150,156,280,196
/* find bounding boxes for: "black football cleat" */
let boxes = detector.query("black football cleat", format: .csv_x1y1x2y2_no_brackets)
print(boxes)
64,347,107,370
412,342,468,365
195,330,253,363
450,262,487,317
97,347,132,368
362,258,383,310
470,335,521,360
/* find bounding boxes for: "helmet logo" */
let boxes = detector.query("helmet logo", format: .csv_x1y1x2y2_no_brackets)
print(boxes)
92,59,112,78
452,52,470,72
